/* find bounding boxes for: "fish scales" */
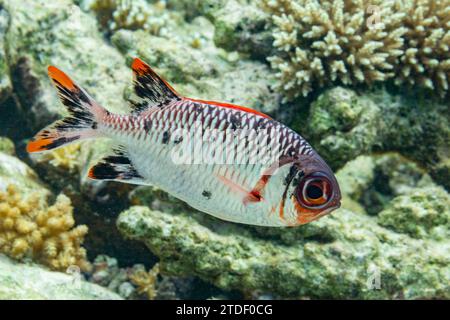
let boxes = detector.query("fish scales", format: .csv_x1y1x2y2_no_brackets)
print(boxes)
27,58,341,227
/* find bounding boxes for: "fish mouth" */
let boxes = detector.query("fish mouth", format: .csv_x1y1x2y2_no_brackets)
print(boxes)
297,202,341,225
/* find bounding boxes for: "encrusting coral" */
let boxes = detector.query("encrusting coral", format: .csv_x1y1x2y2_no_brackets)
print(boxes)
261,0,450,100
35,143,81,172
0,185,90,272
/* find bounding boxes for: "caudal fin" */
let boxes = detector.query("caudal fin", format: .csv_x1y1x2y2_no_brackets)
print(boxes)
27,66,107,153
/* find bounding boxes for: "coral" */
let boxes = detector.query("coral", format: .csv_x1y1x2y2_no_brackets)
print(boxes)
89,0,180,36
395,0,450,93
117,150,449,299
0,7,11,104
111,20,280,114
88,254,137,299
378,186,450,240
0,254,122,300
336,153,436,215
117,204,450,299
0,185,90,272
0,152,48,194
0,137,15,155
129,263,160,300
35,143,81,172
304,87,450,191
3,0,130,131
261,0,450,100
88,255,185,300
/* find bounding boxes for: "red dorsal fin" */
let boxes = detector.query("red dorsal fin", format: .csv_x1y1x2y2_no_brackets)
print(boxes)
129,58,181,114
185,97,271,119
129,58,271,119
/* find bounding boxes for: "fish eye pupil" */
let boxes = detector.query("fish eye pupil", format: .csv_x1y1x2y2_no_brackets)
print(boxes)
306,184,323,199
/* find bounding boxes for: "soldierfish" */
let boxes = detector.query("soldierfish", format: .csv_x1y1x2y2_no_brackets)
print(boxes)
27,58,341,227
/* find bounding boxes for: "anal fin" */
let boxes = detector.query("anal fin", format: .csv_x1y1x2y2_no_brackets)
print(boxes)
88,146,146,185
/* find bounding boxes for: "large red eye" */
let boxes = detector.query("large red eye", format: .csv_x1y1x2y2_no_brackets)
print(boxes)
296,172,333,209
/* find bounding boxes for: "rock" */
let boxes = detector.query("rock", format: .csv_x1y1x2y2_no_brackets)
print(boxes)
336,153,435,215
0,7,11,104
117,205,449,299
0,254,121,299
211,0,274,60
0,137,15,155
0,151,48,195
2,0,130,133
305,88,450,191
111,16,280,114
378,187,450,240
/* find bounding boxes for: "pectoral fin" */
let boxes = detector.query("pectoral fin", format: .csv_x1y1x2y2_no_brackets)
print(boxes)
216,174,262,205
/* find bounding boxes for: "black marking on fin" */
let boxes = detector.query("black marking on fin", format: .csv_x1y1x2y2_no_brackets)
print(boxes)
88,146,145,184
130,58,181,114
45,136,80,150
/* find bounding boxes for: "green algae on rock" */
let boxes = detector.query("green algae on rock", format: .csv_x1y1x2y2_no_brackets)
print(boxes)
0,254,121,300
117,205,449,299
0,137,15,156
0,151,49,195
378,187,450,241
2,0,130,132
0,7,11,104
335,153,436,215
111,17,280,114
305,87,450,191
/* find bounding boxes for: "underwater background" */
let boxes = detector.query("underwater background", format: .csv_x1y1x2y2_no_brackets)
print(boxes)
0,0,449,299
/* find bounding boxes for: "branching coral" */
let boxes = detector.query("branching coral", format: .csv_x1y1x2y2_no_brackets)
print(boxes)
0,185,90,271
129,263,160,300
89,0,177,36
261,0,450,100
36,143,81,172
395,0,450,93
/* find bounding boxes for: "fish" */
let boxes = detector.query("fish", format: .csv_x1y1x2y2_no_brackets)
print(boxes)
27,58,341,227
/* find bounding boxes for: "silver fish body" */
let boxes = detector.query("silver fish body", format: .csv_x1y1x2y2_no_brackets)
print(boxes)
27,58,341,227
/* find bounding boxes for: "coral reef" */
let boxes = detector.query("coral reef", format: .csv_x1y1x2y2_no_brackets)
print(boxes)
117,151,449,299
0,137,15,155
0,0,448,301
2,0,130,132
129,263,160,300
34,143,82,173
304,87,450,191
0,151,48,194
117,203,449,299
395,0,450,93
111,17,280,114
88,0,180,36
0,185,90,271
0,254,121,300
261,0,450,100
378,186,450,240
88,254,204,300
0,7,11,104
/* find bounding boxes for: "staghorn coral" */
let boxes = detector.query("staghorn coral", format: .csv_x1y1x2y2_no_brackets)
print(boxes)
395,0,450,93
129,263,160,300
261,0,450,100
0,185,90,272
